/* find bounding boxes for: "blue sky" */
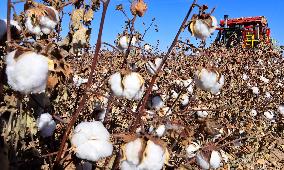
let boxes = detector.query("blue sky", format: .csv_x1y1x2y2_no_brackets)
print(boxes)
1,0,283,51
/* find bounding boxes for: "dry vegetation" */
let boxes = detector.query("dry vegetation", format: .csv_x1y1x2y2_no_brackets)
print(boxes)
0,0,283,169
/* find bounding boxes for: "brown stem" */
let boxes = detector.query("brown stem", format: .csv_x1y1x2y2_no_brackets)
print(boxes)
6,0,12,52
133,0,198,131
54,0,110,164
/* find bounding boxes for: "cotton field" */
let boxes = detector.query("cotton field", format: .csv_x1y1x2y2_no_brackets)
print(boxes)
0,0,283,169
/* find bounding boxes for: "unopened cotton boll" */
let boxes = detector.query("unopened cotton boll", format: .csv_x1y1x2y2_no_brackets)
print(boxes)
196,150,222,169
37,113,56,137
278,104,284,116
25,5,59,35
195,69,224,94
5,50,49,94
264,111,274,120
71,121,113,162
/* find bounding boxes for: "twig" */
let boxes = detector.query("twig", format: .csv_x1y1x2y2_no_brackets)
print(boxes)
133,0,198,131
54,0,111,164
6,0,12,52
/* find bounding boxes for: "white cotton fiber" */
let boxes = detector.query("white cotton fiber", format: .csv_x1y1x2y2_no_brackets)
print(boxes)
186,142,201,158
150,95,164,110
25,17,41,35
71,121,113,162
37,113,56,137
124,138,143,165
209,150,221,169
122,72,144,100
278,104,284,116
5,50,49,94
193,20,211,41
196,152,210,170
146,58,163,75
155,125,166,137
0,19,21,40
108,72,124,97
195,69,224,94
138,140,167,170
118,36,137,49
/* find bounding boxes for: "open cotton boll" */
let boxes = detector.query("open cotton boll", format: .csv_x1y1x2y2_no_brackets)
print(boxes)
196,110,208,118
192,20,211,41
260,76,269,84
146,58,163,75
37,113,56,137
137,140,168,170
251,86,259,95
209,150,222,169
278,104,284,116
0,19,21,40
25,17,41,35
155,125,166,137
181,94,189,106
242,74,249,80
250,109,257,117
264,111,274,120
122,72,144,100
121,139,169,170
118,36,137,49
186,142,201,158
5,50,49,94
109,72,124,97
209,16,218,34
73,74,88,87
149,95,164,110
71,121,113,162
195,69,224,94
196,150,222,169
144,43,151,51
0,19,7,39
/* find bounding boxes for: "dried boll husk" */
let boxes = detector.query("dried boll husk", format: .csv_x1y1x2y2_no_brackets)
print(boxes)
188,14,217,40
131,0,147,17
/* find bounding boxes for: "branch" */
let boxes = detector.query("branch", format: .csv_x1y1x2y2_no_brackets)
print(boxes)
54,0,111,165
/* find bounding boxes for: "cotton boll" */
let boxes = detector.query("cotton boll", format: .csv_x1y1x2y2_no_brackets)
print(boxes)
25,16,41,35
0,19,21,40
242,74,249,80
278,104,284,116
118,36,137,49
170,90,178,99
109,72,123,97
196,110,208,118
75,140,113,162
137,140,168,170
37,113,56,137
264,111,274,120
209,16,218,34
146,58,163,75
195,69,224,94
71,121,113,162
196,151,210,169
209,150,221,169
186,142,201,158
5,50,49,94
144,43,151,51
251,86,259,95
191,20,211,41
122,72,144,100
260,76,269,84
39,6,60,30
181,94,189,106
73,75,88,87
121,161,138,170
0,19,7,39
124,138,143,165
149,95,164,110
265,92,272,99
250,109,257,117
155,125,166,137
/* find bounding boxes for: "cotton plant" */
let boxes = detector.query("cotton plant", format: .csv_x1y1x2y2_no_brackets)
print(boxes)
120,138,169,170
146,57,163,75
36,113,56,138
195,68,225,94
71,121,113,162
5,50,50,94
25,5,59,35
108,72,145,100
188,14,217,41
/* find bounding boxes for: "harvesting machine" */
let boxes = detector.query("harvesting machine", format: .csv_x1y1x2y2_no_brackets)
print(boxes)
215,15,271,48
